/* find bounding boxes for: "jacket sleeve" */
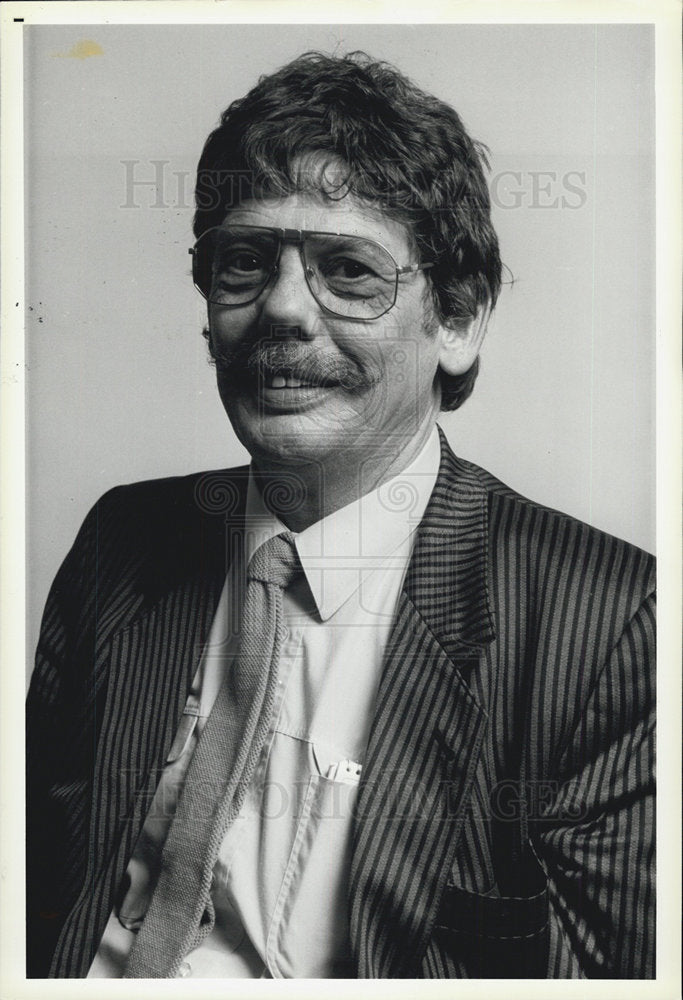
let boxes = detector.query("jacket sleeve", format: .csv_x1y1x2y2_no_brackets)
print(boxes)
26,496,104,976
535,591,656,978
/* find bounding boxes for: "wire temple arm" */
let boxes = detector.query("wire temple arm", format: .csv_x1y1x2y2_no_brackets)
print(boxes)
397,262,435,276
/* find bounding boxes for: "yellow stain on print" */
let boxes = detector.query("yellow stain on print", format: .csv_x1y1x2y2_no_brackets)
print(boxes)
53,40,104,60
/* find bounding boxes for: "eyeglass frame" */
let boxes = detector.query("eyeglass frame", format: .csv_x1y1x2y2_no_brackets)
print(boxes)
188,223,435,322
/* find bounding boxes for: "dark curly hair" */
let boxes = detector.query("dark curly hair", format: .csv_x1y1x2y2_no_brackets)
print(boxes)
194,51,502,411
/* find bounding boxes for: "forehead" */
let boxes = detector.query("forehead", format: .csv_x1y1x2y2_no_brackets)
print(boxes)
222,190,413,257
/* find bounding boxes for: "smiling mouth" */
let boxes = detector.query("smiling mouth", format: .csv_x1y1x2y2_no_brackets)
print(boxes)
261,368,339,390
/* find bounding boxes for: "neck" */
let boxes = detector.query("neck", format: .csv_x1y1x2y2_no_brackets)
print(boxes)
252,417,439,532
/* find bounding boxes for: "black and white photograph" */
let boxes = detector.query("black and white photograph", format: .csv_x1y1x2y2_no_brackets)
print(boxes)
2,3,680,994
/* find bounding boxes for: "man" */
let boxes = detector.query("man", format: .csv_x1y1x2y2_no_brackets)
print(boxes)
26,51,655,979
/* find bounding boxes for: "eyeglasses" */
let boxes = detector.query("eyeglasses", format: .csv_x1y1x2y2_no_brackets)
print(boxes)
189,224,433,321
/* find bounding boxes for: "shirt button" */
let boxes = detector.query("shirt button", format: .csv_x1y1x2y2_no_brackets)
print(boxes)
178,961,192,977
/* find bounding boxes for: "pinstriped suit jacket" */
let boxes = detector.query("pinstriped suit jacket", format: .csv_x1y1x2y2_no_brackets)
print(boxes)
27,430,655,979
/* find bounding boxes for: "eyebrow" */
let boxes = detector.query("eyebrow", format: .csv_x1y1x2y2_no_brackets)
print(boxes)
305,232,384,251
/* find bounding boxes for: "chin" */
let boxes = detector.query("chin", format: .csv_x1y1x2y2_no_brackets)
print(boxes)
228,412,333,469
226,391,364,467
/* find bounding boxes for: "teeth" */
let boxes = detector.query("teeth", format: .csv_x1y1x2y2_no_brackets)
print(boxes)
265,370,329,390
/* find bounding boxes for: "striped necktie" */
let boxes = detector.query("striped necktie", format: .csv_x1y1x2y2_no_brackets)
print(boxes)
124,531,300,978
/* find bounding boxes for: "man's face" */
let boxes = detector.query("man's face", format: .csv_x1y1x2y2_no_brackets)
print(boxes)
207,188,446,473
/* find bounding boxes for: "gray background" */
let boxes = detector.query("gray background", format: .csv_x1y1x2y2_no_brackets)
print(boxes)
25,23,655,682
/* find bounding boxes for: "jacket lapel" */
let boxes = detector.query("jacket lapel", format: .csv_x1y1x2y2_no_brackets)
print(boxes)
349,430,496,978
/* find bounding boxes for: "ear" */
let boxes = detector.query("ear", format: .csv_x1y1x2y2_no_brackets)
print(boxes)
437,301,490,376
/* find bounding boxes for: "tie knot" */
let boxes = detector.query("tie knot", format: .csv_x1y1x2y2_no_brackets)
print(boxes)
248,531,301,590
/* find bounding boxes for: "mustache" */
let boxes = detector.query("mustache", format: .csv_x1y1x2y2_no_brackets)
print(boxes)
206,329,380,392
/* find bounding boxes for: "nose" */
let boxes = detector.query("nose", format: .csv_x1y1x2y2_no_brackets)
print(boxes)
258,245,320,336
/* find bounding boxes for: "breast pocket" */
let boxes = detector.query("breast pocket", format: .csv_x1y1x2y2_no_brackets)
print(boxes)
434,842,549,978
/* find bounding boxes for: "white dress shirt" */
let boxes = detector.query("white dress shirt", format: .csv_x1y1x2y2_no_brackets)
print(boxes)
88,427,440,979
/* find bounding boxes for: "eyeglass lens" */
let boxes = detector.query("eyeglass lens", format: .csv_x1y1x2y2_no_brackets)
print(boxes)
194,227,399,319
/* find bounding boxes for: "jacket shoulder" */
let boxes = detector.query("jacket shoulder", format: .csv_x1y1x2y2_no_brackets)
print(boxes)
58,466,249,615
94,464,251,521
85,464,249,545
455,455,655,620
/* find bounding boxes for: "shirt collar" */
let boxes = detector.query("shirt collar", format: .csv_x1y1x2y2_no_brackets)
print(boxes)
244,425,441,621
